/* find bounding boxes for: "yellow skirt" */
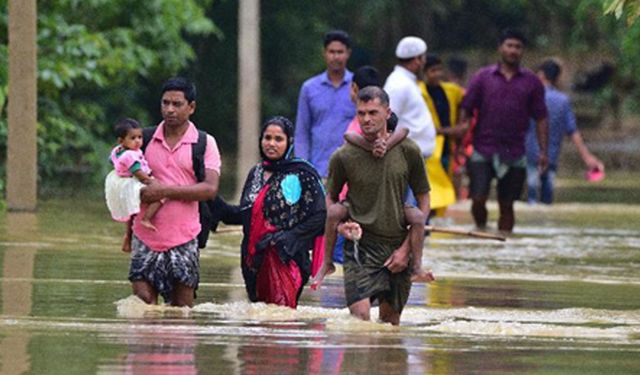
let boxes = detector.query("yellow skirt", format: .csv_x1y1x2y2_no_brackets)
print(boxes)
425,135,455,211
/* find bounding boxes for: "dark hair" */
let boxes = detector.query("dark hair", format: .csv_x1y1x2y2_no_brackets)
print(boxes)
323,30,351,49
162,77,196,103
260,116,295,160
499,28,527,45
447,56,468,79
538,59,561,84
353,65,380,89
114,118,141,138
357,86,389,106
387,112,398,132
425,53,442,70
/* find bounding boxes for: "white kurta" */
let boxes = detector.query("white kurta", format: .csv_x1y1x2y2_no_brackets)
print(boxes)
384,65,436,158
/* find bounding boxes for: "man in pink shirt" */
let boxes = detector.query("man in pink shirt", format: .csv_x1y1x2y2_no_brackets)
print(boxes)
130,77,221,307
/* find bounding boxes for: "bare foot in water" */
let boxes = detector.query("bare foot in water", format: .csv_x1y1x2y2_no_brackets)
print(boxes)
411,268,435,283
140,219,157,232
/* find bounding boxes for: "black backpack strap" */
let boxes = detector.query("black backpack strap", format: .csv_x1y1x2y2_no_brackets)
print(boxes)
192,130,207,182
192,130,211,249
141,126,157,154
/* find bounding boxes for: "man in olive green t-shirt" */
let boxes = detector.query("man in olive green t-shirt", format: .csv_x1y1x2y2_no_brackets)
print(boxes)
315,86,431,325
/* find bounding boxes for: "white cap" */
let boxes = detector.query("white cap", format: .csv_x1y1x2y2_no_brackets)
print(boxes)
395,36,427,59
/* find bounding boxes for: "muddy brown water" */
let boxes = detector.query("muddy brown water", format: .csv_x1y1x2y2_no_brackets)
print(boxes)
0,199,638,374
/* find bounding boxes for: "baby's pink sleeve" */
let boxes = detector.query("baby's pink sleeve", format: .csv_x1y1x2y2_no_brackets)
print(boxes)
204,134,221,175
115,150,139,176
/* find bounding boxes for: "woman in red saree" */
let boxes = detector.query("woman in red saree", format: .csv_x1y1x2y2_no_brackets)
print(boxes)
214,116,326,308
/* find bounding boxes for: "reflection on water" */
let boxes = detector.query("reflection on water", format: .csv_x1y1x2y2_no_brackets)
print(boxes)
0,212,37,375
0,199,640,374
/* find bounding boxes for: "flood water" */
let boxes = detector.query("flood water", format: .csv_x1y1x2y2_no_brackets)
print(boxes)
0,198,639,374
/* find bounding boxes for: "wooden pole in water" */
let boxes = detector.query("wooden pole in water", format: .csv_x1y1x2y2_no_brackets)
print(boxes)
424,225,506,241
236,0,261,200
7,0,38,211
213,225,507,241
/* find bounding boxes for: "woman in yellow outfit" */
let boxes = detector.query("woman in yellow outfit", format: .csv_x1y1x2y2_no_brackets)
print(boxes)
418,54,466,216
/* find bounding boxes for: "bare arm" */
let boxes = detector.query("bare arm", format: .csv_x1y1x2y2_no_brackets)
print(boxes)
383,191,430,273
344,131,374,151
450,108,473,160
132,169,153,185
450,108,472,139
385,127,409,149
312,176,353,289
140,169,219,203
415,192,430,217
437,122,469,138
345,128,409,158
536,117,549,172
570,131,604,171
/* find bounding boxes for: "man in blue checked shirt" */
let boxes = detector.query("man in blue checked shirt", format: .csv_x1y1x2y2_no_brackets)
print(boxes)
525,59,605,204
294,30,356,179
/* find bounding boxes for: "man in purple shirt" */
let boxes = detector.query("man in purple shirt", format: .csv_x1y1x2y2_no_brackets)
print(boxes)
295,30,356,178
458,29,549,233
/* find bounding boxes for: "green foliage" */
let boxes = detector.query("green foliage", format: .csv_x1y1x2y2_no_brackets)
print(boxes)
2,0,640,198
572,0,640,107
605,0,640,25
0,0,217,195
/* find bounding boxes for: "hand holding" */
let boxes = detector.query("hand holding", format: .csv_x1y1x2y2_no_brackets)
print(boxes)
585,155,605,172
383,244,410,273
140,180,165,203
372,138,388,158
337,221,362,240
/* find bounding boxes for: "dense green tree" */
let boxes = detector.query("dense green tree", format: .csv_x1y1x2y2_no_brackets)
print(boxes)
0,0,217,194
2,0,639,196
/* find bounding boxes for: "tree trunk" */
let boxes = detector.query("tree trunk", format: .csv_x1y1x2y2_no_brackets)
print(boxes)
236,0,261,199
7,0,38,211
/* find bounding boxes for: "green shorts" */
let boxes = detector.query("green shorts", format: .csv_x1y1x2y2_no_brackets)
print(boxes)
342,237,411,313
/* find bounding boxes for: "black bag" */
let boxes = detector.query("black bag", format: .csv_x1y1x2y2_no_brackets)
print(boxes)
142,127,212,248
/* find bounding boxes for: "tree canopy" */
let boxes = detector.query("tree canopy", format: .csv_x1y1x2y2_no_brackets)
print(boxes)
605,0,640,24
0,0,217,193
1,0,639,196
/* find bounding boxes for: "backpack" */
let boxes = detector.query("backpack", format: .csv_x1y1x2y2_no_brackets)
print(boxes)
142,126,213,249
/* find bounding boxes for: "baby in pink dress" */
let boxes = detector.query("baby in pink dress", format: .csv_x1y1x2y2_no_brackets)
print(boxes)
105,118,161,252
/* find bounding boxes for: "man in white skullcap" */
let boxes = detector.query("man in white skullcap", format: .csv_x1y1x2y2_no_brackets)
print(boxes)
383,36,436,205
384,36,436,159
